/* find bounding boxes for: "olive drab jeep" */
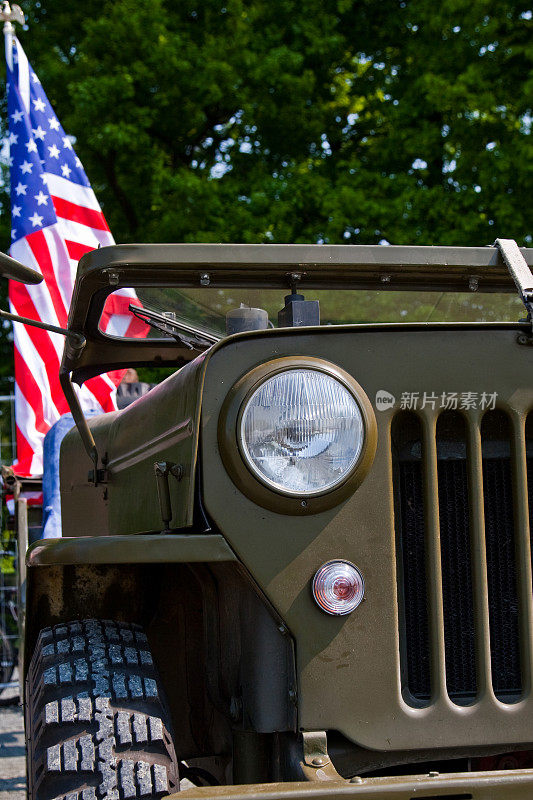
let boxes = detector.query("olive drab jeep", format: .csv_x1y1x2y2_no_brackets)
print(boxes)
3,240,533,799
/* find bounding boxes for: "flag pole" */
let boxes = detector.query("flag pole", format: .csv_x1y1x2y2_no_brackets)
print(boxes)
1,2,24,69
1,1,25,33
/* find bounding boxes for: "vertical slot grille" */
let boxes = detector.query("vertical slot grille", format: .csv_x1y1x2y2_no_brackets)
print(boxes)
392,412,430,703
481,411,522,700
393,408,527,707
436,412,476,704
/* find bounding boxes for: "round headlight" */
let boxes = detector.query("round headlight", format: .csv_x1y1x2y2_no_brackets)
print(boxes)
239,368,365,496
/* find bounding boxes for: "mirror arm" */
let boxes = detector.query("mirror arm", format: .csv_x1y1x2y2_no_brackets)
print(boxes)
0,308,86,353
59,369,100,484
0,307,99,481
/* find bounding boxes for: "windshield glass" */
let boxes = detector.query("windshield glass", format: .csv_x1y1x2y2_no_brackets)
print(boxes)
100,286,524,340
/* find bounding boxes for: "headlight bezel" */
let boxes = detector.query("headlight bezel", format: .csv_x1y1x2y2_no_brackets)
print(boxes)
218,356,377,515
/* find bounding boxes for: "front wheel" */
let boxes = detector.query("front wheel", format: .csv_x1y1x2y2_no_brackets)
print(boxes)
26,619,179,799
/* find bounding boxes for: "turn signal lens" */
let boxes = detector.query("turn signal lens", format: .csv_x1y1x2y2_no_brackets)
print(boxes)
312,560,364,615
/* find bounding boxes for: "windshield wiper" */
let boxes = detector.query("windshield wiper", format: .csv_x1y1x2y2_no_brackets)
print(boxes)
128,304,220,350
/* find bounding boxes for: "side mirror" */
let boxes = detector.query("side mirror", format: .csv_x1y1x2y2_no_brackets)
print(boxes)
0,251,42,285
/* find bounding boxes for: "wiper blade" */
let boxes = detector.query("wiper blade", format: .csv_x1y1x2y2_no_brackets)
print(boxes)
128,304,220,350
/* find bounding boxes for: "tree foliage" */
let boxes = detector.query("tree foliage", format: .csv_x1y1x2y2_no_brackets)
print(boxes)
0,0,532,387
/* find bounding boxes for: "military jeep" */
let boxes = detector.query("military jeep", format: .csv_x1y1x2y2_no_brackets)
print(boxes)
7,240,533,799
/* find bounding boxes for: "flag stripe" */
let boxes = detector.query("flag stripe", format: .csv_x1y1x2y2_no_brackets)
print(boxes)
14,347,48,435
44,172,102,210
14,423,35,475
58,218,114,248
85,375,119,412
26,230,69,327
14,38,30,113
51,196,110,231
9,296,59,424
10,298,68,415
65,240,93,262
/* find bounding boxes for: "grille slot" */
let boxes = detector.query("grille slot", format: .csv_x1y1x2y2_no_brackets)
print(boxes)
481,411,522,700
392,412,431,703
526,413,533,569
436,412,477,704
393,408,527,707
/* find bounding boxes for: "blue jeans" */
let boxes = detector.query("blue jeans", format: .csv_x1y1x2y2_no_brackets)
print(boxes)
42,412,99,539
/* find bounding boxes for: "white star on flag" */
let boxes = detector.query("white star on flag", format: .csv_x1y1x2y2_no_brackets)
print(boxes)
48,143,60,158
32,97,45,112
29,211,43,227
32,125,46,140
20,160,33,174
34,191,48,206
14,181,26,195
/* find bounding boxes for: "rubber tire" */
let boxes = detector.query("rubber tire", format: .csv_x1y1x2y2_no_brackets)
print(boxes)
26,619,179,799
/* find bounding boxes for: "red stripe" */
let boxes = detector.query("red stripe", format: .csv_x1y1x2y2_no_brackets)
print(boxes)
26,229,68,327
3,491,42,505
106,369,125,386
124,316,149,337
14,347,48,435
51,196,110,231
100,294,149,338
13,424,34,477
105,294,143,314
9,282,69,416
86,373,117,410
65,240,94,261
85,375,119,410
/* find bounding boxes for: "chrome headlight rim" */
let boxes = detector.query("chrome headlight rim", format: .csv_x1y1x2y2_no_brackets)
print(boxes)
218,356,377,515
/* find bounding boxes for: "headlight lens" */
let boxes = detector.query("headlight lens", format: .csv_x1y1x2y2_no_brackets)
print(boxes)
239,368,365,496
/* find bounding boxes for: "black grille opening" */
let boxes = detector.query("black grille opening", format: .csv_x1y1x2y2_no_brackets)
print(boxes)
481,410,522,701
436,412,477,705
525,413,533,573
392,412,431,704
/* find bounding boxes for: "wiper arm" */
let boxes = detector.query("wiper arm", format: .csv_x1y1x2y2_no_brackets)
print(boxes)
128,304,220,350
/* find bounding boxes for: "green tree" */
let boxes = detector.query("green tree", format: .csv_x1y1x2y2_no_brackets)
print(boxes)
0,0,531,388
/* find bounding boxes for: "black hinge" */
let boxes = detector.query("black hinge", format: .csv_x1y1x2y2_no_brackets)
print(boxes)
87,468,107,484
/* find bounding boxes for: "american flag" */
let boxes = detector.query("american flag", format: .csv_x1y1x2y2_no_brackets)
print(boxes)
5,32,147,477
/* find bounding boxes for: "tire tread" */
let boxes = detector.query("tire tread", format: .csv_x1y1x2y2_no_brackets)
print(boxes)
27,619,179,800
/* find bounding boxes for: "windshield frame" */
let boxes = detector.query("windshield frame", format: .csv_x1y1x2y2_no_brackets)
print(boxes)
62,242,533,383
